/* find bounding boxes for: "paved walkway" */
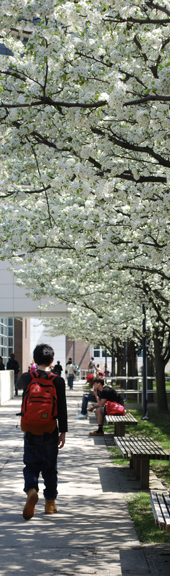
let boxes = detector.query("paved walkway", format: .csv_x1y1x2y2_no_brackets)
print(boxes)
0,382,169,575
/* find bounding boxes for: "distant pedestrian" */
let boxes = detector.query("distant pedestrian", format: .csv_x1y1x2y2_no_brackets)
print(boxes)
87,357,95,375
28,360,37,373
53,361,63,377
65,358,76,389
7,353,20,396
0,356,5,370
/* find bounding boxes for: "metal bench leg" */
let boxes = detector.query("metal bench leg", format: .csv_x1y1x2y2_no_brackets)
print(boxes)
140,458,149,489
115,423,125,437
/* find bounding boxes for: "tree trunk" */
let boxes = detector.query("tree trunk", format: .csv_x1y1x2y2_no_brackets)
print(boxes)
154,333,168,412
127,340,138,390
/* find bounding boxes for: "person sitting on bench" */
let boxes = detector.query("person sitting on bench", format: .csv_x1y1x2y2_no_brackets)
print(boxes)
75,373,104,419
75,375,96,419
89,377,124,436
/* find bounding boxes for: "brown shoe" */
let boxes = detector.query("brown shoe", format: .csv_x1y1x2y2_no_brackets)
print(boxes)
23,489,38,520
89,430,104,436
45,499,57,514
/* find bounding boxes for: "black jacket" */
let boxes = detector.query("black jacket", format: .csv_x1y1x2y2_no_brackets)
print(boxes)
17,369,68,433
53,364,63,377
7,358,20,374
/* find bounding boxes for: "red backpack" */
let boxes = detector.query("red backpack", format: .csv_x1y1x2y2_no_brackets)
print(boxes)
21,371,58,434
105,401,125,416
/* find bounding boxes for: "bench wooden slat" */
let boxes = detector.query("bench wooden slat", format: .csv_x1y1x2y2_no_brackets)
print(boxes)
157,494,170,532
150,492,170,532
105,412,137,424
163,494,170,515
150,491,165,528
114,436,170,459
114,437,169,489
105,412,138,437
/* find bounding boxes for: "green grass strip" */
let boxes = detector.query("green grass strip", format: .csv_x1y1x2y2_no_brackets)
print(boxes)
104,408,170,543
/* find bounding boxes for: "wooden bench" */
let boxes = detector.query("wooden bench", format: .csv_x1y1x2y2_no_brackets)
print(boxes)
105,412,138,437
150,491,170,532
114,436,170,489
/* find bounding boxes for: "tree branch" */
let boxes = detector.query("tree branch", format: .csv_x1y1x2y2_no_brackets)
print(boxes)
0,98,107,110
124,94,170,106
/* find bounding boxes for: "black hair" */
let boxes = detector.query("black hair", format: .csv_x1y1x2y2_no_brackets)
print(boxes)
92,377,104,386
33,344,54,367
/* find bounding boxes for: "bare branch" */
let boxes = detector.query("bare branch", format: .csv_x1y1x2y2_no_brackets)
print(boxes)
0,185,51,197
104,16,170,24
92,127,170,168
0,98,107,110
124,94,170,106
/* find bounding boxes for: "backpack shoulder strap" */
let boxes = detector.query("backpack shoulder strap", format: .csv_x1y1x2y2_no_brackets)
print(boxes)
47,372,58,382
27,371,57,386
31,370,39,378
22,372,36,398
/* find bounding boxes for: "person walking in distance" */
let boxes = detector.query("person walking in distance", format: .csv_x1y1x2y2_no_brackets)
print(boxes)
7,353,20,396
16,343,67,520
87,357,95,376
53,360,63,377
65,358,75,389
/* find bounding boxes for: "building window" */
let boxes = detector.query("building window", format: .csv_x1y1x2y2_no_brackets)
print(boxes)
93,346,111,358
93,346,100,358
0,318,14,367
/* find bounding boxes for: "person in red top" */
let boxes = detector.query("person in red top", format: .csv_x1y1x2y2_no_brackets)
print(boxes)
17,343,67,520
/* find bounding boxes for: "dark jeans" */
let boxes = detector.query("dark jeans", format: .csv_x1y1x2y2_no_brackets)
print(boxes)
68,375,74,389
23,427,58,499
14,374,18,396
81,393,97,415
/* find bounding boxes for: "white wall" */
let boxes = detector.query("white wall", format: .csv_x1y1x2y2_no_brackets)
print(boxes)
30,319,66,377
0,370,14,405
0,260,68,318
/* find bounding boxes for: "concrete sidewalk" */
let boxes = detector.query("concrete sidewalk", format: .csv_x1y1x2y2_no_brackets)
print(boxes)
0,386,168,575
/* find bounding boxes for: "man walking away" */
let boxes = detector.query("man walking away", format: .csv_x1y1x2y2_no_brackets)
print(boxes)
16,343,67,520
53,360,63,377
